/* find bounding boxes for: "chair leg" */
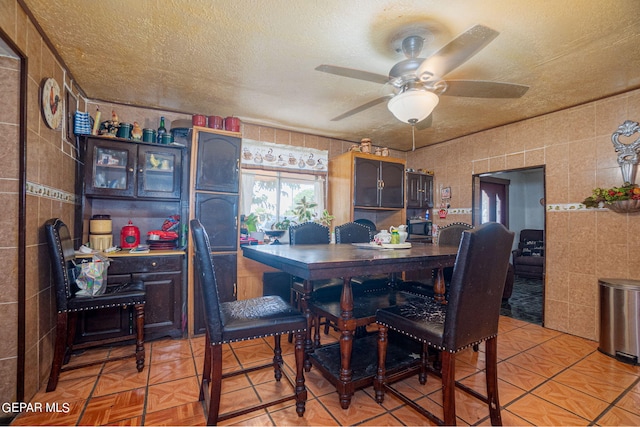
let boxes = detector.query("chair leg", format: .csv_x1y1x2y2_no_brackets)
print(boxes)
441,351,457,426
46,312,69,392
419,342,428,385
374,325,388,403
64,312,78,365
293,330,307,417
485,336,502,426
199,334,212,402
273,335,283,381
313,314,321,347
206,344,223,426
288,289,299,343
134,304,145,372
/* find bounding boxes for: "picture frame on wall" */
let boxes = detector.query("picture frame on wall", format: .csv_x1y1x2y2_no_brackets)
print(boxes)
441,186,451,200
65,88,77,144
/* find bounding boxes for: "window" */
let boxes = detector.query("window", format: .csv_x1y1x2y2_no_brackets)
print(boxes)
241,169,326,230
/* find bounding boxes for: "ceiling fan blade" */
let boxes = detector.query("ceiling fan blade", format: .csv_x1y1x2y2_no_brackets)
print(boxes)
316,65,389,85
416,24,499,79
415,115,433,130
443,80,529,98
330,96,390,121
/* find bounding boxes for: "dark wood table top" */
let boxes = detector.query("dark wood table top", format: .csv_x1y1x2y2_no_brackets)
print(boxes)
241,242,458,280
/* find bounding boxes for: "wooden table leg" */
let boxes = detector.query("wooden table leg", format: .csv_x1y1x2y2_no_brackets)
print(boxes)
336,276,355,409
301,279,314,372
434,268,447,304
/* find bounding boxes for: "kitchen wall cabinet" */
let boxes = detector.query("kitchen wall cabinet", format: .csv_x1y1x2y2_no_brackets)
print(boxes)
353,157,404,208
189,126,241,335
406,172,433,209
329,151,406,232
74,253,185,343
194,131,240,193
84,137,182,200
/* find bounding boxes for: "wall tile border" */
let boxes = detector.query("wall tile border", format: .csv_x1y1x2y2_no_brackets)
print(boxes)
26,181,77,205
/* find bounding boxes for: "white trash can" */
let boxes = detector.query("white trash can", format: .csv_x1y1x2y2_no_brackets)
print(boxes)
598,278,640,365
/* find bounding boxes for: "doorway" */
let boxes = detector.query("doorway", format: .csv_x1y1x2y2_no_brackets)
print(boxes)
473,167,545,325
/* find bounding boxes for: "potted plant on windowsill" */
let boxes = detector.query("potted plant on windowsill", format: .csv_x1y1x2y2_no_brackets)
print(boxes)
582,183,640,213
243,213,259,232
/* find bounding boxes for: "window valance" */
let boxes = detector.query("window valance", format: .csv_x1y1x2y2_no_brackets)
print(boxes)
241,139,328,173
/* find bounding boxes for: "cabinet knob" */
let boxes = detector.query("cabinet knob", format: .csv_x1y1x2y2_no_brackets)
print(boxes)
129,168,134,172
233,282,237,298
151,262,157,267
138,168,144,173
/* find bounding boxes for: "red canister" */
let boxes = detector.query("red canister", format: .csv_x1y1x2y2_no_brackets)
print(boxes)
120,220,140,249
208,115,223,129
192,114,206,127
224,116,241,132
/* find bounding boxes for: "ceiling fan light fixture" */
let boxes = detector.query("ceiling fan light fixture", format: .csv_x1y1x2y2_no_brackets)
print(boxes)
387,89,439,124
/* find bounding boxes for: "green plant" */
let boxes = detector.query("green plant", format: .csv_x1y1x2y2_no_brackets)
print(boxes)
315,209,335,227
292,196,317,223
272,218,291,230
582,183,640,208
244,213,259,232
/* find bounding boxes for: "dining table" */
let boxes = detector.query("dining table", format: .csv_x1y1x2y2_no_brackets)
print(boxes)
241,241,458,409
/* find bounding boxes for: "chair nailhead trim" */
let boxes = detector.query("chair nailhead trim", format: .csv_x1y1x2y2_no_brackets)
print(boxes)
61,300,146,313
212,328,307,346
376,321,496,353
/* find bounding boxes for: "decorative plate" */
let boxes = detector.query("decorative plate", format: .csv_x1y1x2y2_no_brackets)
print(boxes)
41,77,62,129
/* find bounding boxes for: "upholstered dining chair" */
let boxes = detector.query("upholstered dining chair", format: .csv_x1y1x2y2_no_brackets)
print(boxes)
399,222,474,301
191,219,307,425
288,222,342,344
334,221,394,292
374,222,514,425
310,221,391,338
44,218,146,392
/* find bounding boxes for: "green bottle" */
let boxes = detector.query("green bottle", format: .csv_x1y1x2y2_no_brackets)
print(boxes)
157,116,166,143
391,229,400,244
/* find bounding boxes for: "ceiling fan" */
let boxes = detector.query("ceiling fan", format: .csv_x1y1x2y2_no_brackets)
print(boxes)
316,24,529,130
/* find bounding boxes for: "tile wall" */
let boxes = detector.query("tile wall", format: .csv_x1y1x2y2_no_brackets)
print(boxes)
406,89,640,341
0,42,21,412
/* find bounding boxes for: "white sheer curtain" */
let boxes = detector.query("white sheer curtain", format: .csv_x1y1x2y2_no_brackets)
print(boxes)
240,172,255,216
315,176,326,213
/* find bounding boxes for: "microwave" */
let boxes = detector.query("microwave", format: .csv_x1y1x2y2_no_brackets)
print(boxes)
407,219,432,237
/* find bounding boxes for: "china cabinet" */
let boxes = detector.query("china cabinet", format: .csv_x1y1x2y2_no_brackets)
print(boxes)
77,135,188,342
84,137,182,200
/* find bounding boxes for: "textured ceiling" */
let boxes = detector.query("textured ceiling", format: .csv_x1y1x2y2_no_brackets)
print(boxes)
22,0,640,151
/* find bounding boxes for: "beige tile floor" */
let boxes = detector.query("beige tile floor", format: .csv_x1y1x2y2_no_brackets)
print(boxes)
10,316,640,426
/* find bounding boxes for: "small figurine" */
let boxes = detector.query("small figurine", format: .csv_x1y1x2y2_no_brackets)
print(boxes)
111,110,119,126
131,121,143,140
149,154,161,169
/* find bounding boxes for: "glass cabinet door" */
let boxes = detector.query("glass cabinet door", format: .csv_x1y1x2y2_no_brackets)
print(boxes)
137,146,182,199
85,140,136,197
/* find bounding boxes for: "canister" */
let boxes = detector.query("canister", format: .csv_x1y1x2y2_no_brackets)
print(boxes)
89,215,112,234
120,220,140,249
117,123,132,139
142,128,156,143
90,234,113,251
360,138,372,153
208,115,223,129
192,114,206,127
160,133,173,144
224,116,241,132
